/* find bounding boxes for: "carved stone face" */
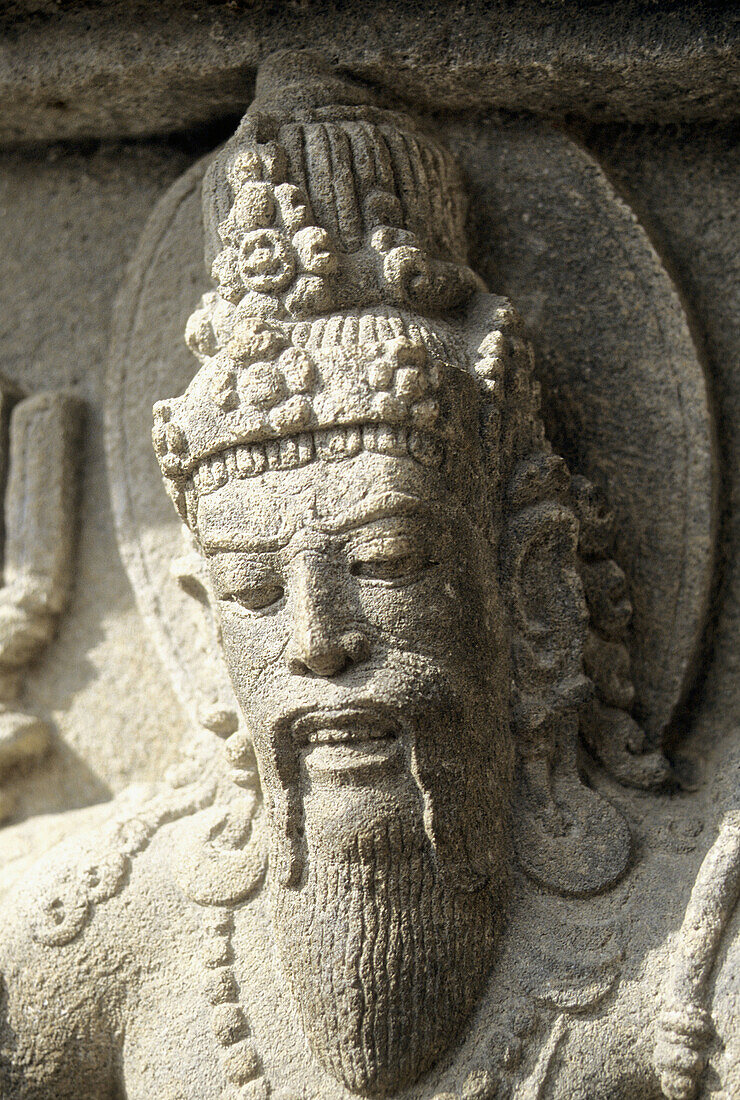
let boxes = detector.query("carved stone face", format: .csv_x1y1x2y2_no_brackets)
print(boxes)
199,444,513,1093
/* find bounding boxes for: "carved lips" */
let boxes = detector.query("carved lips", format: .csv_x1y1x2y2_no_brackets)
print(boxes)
289,705,403,777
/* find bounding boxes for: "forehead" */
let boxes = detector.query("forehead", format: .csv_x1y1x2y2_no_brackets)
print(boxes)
196,451,454,550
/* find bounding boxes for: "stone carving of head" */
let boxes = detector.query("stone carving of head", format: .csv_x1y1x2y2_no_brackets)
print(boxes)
152,51,631,1096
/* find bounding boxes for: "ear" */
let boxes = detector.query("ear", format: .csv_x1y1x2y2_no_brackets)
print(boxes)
503,458,632,897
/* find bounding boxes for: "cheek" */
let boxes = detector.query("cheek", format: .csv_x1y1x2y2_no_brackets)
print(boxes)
218,605,288,697
358,563,494,661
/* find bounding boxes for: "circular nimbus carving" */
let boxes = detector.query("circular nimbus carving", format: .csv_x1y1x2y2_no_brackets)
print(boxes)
107,121,715,749
446,118,716,745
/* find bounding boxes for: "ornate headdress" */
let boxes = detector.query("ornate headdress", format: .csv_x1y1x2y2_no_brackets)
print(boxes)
152,50,540,535
199,49,483,321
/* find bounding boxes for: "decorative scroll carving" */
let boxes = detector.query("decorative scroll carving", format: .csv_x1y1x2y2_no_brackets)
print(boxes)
573,475,674,790
31,771,218,947
0,385,83,823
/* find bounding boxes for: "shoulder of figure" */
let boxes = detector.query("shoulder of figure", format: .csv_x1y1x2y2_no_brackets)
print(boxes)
21,774,218,947
0,775,220,1098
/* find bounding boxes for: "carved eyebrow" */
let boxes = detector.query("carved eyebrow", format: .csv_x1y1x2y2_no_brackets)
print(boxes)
199,520,295,555
200,492,432,551
202,533,290,554
313,492,432,534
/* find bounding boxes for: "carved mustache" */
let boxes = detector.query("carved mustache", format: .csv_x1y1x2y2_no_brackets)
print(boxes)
266,650,464,745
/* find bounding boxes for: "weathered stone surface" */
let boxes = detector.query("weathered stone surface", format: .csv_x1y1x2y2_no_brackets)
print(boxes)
0,39,737,1100
441,116,717,744
0,1,737,146
0,144,190,835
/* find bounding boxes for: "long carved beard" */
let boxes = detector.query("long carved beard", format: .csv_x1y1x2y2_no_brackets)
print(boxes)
270,809,499,1096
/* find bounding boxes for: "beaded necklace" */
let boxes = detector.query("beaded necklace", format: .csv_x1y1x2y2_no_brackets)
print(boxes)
200,904,273,1100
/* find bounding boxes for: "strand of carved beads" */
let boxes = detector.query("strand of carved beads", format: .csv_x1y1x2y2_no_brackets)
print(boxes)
654,1001,713,1100
201,906,269,1100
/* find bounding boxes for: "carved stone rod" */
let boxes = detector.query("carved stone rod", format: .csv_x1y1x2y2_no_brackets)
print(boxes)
654,810,740,1100
0,391,83,820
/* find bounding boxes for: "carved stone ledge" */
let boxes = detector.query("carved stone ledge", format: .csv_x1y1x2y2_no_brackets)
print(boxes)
0,1,737,146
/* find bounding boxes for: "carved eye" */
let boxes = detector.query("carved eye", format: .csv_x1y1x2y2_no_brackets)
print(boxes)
350,552,436,584
222,582,285,612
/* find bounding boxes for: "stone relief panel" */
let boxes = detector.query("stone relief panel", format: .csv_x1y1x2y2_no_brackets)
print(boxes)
0,50,736,1100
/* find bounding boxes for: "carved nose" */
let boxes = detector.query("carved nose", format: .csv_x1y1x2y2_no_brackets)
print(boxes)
287,557,371,677
286,627,370,678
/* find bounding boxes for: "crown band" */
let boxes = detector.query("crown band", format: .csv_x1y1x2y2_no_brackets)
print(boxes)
191,422,443,493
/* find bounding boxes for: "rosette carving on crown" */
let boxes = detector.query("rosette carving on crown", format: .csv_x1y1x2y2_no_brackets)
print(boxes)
193,50,485,349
